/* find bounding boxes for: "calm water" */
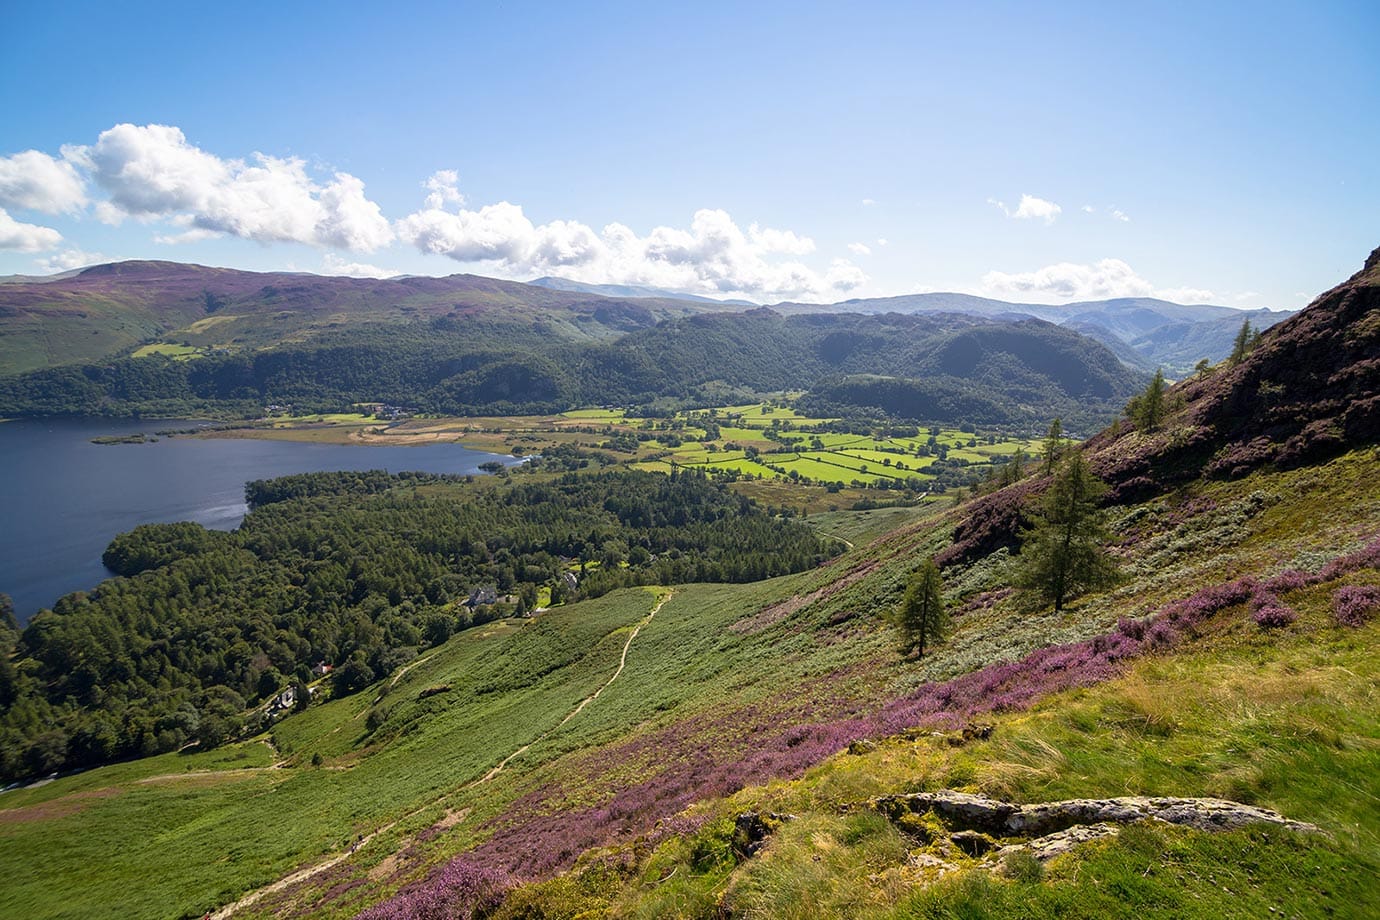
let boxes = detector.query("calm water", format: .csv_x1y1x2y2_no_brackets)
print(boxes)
0,418,520,622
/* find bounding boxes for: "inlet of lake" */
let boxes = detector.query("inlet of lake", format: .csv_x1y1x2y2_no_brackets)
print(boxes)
0,417,522,623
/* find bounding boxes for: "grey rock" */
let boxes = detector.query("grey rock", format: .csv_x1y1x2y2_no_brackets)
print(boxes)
873,790,1317,838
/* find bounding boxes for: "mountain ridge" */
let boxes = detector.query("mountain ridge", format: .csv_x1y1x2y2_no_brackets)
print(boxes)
0,261,1294,378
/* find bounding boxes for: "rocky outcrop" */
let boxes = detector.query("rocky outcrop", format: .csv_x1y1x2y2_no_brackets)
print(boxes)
874,790,1316,840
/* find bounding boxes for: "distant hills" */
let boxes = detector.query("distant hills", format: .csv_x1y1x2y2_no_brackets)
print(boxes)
775,292,1294,375
0,261,709,375
527,275,757,306
531,276,1294,375
0,260,1293,431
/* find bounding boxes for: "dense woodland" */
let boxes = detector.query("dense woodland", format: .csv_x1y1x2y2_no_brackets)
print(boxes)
0,310,1140,430
0,468,838,782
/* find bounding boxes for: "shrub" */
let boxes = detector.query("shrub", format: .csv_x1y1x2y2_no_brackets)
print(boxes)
1332,585,1380,627
1250,590,1296,629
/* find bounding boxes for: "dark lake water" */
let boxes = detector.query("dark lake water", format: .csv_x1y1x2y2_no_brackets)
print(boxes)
0,418,520,623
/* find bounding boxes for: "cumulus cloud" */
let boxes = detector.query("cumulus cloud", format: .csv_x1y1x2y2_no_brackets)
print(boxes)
396,173,866,300
848,242,872,256
320,253,401,278
989,193,1062,224
876,237,888,247
78,123,393,251
1109,208,1130,223
980,258,1215,303
35,248,104,273
0,150,87,214
0,208,62,251
861,198,876,206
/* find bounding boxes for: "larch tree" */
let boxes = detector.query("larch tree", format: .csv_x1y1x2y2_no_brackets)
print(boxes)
897,558,948,658
1042,417,1063,475
1013,451,1120,612
1229,318,1260,365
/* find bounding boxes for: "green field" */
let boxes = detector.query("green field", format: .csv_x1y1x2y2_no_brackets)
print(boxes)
130,342,208,360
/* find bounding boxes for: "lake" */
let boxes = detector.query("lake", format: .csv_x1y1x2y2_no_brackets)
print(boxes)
0,418,521,623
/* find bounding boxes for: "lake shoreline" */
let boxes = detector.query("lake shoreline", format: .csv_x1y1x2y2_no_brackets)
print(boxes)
0,417,523,623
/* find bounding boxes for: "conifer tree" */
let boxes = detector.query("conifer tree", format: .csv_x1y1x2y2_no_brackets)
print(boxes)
1128,368,1167,431
1042,418,1063,475
897,558,947,658
1013,452,1119,612
1230,318,1258,365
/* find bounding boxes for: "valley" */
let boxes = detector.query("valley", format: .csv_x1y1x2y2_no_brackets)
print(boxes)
1,255,1377,919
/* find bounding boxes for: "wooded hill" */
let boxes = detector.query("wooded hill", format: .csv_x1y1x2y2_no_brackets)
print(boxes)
0,261,1146,431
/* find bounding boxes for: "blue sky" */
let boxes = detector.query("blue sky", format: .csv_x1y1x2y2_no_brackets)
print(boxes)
1,0,1376,307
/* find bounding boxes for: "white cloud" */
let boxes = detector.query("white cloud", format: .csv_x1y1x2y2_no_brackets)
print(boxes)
320,253,400,278
35,248,104,273
1155,286,1216,304
861,198,876,206
876,237,889,247
1109,208,1130,223
396,175,866,300
989,193,1062,224
80,123,393,251
1081,204,1095,213
423,169,464,209
0,150,87,214
848,242,872,256
0,207,62,251
980,258,1215,303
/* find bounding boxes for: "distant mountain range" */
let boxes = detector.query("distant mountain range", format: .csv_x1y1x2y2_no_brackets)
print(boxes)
0,260,1291,429
0,261,1147,431
527,276,757,307
528,276,1295,375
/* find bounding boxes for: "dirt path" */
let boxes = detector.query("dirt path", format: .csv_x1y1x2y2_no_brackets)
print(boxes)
479,588,669,783
210,589,670,918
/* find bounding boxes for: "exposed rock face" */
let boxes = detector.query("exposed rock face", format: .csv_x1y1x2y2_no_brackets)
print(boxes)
990,822,1121,865
873,790,1317,838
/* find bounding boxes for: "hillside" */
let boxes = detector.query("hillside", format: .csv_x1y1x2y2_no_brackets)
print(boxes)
0,250,1377,919
780,292,1294,375
0,266,1145,429
528,276,757,307
0,261,713,375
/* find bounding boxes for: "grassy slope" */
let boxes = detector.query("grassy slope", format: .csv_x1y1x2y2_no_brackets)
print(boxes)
2,450,1378,919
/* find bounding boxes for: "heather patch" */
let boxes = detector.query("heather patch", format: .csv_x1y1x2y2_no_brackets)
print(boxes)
1333,585,1380,627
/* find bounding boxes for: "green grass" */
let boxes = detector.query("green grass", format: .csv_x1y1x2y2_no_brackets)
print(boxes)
131,342,207,360
0,595,659,920
596,613,1380,920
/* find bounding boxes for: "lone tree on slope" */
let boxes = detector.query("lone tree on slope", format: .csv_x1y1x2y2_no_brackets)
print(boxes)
1042,417,1063,475
897,558,948,658
1126,368,1168,431
1013,452,1120,612
1230,317,1261,365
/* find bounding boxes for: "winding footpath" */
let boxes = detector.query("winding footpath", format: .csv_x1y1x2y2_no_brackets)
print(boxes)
211,589,671,919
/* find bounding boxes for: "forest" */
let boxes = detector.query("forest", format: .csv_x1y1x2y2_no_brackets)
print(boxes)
0,467,839,782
